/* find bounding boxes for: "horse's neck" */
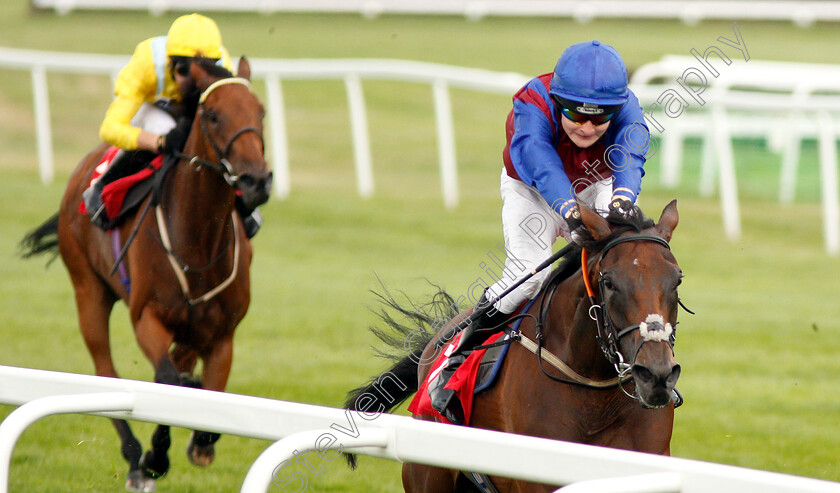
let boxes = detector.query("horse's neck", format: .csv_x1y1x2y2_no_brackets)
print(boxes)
161,154,236,252
543,273,615,379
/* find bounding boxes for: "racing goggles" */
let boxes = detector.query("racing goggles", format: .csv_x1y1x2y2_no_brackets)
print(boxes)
553,96,621,126
171,57,220,77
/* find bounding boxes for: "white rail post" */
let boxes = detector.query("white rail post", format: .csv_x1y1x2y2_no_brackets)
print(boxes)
432,78,458,210
0,392,135,493
264,74,290,199
779,87,808,205
240,428,390,493
698,125,716,197
817,111,840,255
712,102,741,240
31,65,54,185
345,73,374,198
660,126,683,188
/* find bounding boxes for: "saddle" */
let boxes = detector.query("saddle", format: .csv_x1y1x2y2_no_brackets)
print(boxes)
79,147,164,230
408,330,511,426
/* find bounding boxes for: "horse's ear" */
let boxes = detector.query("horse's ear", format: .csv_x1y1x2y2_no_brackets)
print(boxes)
580,203,611,241
655,199,679,242
237,57,251,81
189,62,212,92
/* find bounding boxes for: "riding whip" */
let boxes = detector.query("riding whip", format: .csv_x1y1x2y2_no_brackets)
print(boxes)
454,243,576,334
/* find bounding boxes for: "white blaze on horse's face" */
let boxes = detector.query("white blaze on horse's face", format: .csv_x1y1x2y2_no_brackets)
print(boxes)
638,314,673,342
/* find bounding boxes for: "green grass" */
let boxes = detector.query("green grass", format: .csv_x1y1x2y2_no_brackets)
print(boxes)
2,2,840,491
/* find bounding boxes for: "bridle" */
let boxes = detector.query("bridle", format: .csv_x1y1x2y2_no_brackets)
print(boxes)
178,77,265,188
581,234,674,386
158,77,262,305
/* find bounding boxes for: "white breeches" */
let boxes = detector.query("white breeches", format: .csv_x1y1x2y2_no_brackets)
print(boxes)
487,170,612,314
131,102,176,135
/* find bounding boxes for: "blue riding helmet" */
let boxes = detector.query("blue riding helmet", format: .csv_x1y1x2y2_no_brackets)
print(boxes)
549,40,629,107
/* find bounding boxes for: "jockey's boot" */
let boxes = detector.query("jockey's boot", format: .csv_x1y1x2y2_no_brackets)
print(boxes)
235,197,263,239
82,149,154,229
82,178,107,225
429,293,509,425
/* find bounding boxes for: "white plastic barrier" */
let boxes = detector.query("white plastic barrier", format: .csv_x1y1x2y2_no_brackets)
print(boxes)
631,55,840,254
2,365,840,493
29,0,840,26
3,46,840,251
0,46,527,209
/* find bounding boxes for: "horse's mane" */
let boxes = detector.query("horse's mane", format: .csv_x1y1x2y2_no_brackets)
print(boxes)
359,207,656,359
543,205,656,287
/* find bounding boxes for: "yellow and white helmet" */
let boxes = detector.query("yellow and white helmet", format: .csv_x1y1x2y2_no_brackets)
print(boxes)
165,13,223,59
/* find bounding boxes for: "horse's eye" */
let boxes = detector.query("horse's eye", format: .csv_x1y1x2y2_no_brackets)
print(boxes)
206,110,219,124
677,275,684,287
603,277,615,290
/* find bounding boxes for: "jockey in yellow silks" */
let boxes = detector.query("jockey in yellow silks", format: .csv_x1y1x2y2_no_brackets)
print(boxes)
85,13,262,237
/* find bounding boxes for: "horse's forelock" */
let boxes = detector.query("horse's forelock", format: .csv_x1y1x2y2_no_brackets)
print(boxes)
194,58,233,79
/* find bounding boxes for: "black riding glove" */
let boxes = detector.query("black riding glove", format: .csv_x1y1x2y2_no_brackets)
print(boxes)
607,197,638,222
158,118,191,156
564,206,587,245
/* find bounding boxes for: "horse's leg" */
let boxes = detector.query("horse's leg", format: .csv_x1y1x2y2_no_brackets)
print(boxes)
71,276,153,492
186,335,233,467
402,463,460,493
171,344,201,387
133,308,178,481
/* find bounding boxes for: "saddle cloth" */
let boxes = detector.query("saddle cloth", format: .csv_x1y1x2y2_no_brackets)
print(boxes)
408,330,510,426
78,146,163,228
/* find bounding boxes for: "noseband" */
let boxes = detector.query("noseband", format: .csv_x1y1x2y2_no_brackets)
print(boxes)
181,77,265,188
581,234,672,378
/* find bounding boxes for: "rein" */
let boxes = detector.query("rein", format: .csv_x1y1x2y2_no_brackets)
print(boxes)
518,233,673,391
155,205,240,306
156,77,254,305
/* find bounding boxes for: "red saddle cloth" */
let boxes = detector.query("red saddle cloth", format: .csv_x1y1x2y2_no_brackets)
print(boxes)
78,146,163,221
408,331,506,425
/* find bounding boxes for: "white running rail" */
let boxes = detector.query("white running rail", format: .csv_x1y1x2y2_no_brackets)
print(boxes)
2,47,839,251
1,365,840,493
0,46,528,210
29,0,840,26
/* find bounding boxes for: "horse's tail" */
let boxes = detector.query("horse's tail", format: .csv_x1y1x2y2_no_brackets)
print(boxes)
19,212,60,264
343,285,459,470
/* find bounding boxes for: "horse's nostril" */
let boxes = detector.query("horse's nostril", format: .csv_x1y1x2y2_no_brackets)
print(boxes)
238,175,256,189
667,364,681,387
633,365,654,385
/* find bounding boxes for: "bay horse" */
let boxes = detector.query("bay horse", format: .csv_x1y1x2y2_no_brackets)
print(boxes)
345,200,683,492
19,58,271,492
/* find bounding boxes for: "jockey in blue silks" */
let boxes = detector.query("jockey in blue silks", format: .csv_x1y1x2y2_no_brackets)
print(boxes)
429,41,663,425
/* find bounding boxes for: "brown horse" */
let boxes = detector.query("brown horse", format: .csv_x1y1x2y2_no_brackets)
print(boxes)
345,201,683,492
20,58,271,492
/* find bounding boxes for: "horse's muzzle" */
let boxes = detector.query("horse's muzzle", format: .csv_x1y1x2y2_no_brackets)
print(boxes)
237,171,273,209
632,362,681,409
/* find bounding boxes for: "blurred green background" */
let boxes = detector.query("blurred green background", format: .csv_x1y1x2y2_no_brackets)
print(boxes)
1,1,840,491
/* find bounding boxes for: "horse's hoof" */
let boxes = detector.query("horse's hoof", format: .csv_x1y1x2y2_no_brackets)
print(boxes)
179,372,203,389
186,438,215,467
125,470,156,493
140,450,169,479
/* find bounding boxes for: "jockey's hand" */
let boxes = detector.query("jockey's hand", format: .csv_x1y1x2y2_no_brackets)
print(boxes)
607,197,637,222
158,118,190,156
564,206,587,245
